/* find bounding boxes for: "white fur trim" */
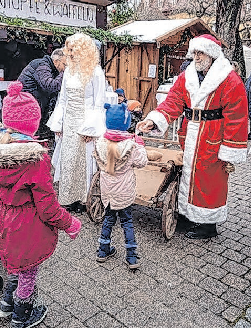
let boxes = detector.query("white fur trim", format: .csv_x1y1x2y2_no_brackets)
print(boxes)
178,54,232,224
179,197,227,224
178,121,228,224
0,142,47,166
145,110,168,136
187,37,222,59
185,52,233,110
178,121,200,219
218,145,247,163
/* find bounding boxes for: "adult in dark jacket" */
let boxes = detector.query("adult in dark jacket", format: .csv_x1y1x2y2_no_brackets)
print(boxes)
245,73,251,140
18,48,66,138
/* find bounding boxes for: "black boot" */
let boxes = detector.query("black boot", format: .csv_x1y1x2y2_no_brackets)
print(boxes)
185,223,217,239
175,214,194,233
63,202,78,213
0,274,18,317
11,291,47,328
0,276,3,293
74,202,86,214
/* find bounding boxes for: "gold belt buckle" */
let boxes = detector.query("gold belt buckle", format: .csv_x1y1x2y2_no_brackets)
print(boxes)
192,107,202,123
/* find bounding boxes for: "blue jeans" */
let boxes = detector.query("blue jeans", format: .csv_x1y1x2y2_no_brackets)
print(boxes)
99,204,137,249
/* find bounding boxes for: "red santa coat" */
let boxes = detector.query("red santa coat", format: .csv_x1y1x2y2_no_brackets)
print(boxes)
146,54,248,224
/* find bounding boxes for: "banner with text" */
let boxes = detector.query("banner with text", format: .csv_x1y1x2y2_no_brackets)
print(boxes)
0,0,96,27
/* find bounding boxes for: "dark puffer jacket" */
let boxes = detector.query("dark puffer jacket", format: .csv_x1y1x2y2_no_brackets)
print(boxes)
18,55,63,137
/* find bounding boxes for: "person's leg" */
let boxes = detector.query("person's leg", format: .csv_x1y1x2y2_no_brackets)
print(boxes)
11,266,47,328
119,206,139,269
0,273,18,317
15,266,38,300
96,205,117,262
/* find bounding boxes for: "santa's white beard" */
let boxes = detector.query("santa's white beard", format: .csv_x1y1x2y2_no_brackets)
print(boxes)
195,57,211,72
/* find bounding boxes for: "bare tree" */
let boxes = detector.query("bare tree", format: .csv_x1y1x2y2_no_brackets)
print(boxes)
135,0,168,20
239,0,251,46
216,0,245,78
166,0,215,18
134,0,247,77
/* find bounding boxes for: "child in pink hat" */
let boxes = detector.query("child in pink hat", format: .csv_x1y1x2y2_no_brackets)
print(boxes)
0,81,82,328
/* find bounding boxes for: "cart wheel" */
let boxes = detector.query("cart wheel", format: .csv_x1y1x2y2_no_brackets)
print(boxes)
86,171,105,223
162,180,178,240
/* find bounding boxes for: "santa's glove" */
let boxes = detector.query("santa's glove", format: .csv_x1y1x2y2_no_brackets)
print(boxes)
225,162,235,174
65,216,82,240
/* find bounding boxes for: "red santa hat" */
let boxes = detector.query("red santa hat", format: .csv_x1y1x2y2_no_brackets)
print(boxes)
187,34,222,59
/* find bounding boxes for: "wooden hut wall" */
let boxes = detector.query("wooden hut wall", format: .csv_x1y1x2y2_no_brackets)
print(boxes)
105,43,159,116
105,44,117,88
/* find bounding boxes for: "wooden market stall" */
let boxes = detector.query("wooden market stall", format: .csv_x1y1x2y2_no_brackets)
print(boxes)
106,17,227,116
0,0,117,81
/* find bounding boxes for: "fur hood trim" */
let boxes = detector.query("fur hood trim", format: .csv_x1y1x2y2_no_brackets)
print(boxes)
0,142,47,167
94,137,135,171
185,52,233,109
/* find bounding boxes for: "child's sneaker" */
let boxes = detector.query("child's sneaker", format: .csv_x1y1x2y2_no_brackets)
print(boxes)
126,258,140,270
11,292,47,328
126,247,140,270
0,275,18,317
96,246,117,263
0,299,13,317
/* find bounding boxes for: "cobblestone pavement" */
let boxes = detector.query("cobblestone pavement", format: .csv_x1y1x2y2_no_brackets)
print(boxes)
1,155,251,327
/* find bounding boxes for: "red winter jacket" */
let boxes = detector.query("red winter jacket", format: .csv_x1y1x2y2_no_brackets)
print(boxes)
0,140,72,274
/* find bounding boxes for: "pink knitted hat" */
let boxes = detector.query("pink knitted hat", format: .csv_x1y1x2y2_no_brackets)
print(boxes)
2,81,41,136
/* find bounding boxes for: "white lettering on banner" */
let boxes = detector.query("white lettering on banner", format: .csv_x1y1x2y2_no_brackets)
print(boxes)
0,0,96,27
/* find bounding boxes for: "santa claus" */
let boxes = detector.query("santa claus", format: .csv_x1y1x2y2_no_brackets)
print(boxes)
137,34,248,239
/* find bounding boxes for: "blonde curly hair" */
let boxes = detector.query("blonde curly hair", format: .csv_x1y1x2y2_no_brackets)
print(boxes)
64,33,99,87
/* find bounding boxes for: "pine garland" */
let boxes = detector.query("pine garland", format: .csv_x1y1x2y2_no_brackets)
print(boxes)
0,15,134,48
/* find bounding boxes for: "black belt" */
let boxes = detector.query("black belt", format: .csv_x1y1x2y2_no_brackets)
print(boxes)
184,107,223,123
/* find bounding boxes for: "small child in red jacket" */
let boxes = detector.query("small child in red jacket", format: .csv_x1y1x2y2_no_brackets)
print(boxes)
0,81,82,328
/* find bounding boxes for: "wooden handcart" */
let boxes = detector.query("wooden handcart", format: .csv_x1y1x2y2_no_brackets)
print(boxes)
86,142,183,240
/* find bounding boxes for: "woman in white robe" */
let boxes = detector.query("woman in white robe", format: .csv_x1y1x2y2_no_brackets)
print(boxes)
47,33,106,213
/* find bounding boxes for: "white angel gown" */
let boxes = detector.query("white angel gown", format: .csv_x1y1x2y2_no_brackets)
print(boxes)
47,65,106,205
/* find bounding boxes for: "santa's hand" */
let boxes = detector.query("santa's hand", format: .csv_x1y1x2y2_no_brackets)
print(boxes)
225,162,235,173
55,131,62,137
136,120,154,133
